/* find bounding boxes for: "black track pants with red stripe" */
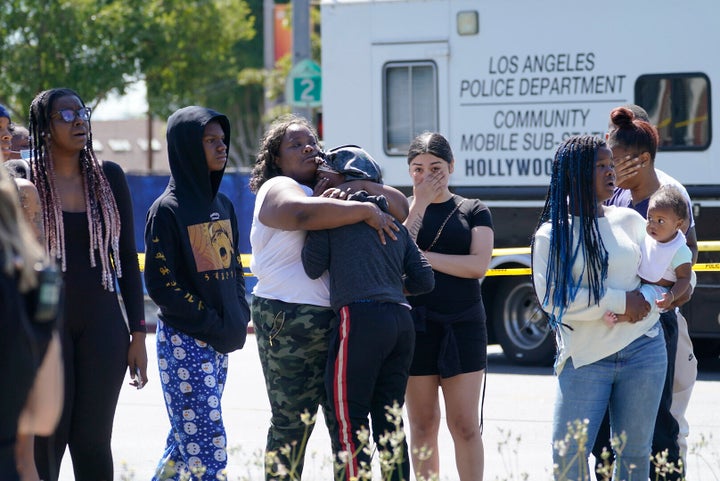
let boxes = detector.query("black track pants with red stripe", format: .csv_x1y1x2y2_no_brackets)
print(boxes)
326,301,414,481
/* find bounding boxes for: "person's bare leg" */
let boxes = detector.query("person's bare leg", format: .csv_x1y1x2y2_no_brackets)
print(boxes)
406,375,441,480
15,434,40,481
441,370,485,481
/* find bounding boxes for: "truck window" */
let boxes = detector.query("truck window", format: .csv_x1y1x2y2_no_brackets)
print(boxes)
635,73,711,151
383,61,438,155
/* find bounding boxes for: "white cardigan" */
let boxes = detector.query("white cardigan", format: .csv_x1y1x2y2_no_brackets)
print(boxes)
532,206,660,372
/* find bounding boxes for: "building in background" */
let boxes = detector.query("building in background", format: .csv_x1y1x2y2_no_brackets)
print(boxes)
91,119,169,172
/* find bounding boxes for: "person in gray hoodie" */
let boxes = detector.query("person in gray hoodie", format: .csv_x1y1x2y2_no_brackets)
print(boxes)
302,146,434,481
144,106,250,479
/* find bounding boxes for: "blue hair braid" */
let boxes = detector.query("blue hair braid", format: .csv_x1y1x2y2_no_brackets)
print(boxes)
533,135,609,329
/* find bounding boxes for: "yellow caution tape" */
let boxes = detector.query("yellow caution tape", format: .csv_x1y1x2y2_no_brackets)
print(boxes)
491,247,531,256
137,240,720,276
692,263,720,272
486,267,531,277
698,240,720,252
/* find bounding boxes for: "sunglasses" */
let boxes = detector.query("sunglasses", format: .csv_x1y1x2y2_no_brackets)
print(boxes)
51,107,92,123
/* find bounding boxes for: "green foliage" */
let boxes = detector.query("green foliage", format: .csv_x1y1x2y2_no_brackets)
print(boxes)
117,419,720,481
136,0,256,117
0,0,144,119
553,419,697,481
0,0,321,168
134,0,263,167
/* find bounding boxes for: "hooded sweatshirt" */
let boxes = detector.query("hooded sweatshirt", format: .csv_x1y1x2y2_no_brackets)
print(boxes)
144,106,249,353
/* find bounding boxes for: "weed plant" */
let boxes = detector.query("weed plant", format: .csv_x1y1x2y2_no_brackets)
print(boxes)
119,413,718,481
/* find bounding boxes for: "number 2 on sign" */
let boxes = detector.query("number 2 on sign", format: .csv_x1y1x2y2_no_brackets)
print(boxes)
300,78,316,101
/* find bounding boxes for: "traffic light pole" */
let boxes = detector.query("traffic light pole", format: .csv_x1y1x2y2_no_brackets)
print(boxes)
292,0,313,121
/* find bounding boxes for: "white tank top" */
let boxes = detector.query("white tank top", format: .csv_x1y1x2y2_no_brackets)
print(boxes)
249,176,331,307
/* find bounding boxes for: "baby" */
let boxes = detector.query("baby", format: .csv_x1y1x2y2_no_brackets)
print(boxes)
604,185,693,326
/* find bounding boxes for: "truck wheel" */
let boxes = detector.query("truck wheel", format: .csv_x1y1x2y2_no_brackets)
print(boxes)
692,338,720,360
491,277,556,366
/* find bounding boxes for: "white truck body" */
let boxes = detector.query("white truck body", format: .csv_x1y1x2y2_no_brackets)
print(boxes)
321,0,720,363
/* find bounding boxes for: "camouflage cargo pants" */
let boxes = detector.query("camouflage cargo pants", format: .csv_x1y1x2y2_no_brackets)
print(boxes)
251,296,338,480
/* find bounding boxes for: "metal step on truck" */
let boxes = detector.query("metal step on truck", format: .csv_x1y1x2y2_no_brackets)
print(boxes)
320,0,720,364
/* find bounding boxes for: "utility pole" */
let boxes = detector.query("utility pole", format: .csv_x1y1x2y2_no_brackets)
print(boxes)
146,111,153,171
292,0,312,121
263,0,275,115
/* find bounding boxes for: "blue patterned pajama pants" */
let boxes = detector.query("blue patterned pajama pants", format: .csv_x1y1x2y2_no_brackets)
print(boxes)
152,320,229,480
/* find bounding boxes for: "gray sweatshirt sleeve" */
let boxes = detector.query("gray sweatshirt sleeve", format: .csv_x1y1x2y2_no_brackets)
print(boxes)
301,229,331,279
402,234,435,295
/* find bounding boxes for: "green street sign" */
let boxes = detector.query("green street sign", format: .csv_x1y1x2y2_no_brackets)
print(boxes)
286,59,322,108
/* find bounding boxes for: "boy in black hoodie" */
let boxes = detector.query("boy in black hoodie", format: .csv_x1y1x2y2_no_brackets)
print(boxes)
144,106,250,479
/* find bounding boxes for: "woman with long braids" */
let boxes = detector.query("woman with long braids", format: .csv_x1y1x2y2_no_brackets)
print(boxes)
26,88,147,481
531,134,666,481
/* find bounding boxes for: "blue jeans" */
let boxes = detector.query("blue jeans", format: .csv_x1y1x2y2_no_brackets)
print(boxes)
552,325,667,481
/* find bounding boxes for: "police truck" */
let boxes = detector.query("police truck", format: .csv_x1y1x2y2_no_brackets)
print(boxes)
320,0,720,364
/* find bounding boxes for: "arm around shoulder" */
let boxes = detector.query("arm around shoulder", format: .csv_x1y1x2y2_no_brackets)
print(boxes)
259,178,376,231
336,180,409,221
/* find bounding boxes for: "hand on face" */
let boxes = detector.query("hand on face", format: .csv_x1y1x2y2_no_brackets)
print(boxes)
413,170,446,203
612,148,647,189
408,153,452,204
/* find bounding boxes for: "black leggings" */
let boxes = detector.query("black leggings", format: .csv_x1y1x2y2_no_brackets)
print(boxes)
35,316,129,481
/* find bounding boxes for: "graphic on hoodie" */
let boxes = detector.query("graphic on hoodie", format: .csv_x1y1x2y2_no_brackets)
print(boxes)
188,219,234,272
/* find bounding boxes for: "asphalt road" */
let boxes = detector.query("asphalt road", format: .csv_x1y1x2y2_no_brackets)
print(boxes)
55,337,720,481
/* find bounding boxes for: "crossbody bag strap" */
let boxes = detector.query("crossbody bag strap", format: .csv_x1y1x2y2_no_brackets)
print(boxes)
426,196,465,252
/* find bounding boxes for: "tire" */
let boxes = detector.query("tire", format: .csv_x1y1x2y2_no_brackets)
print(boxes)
491,276,556,366
692,338,720,360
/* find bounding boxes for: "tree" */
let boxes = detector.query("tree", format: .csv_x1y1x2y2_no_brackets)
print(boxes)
0,0,318,168
209,0,269,167
135,1,254,116
0,0,144,119
133,0,263,167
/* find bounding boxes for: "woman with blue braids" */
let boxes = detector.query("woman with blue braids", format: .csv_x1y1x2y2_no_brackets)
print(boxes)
531,135,666,481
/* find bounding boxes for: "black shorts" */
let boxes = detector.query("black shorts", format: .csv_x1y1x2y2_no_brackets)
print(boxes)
409,316,488,377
